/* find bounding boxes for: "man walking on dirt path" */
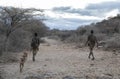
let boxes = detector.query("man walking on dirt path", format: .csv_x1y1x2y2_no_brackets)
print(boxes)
31,33,40,62
85,30,98,60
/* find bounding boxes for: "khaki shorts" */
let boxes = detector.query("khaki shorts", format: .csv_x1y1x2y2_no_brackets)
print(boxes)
32,47,39,50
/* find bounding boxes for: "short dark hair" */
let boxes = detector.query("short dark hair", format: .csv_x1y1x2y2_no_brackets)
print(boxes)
91,30,94,34
34,33,38,36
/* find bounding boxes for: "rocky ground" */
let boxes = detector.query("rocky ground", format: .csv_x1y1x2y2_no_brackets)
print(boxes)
0,37,120,79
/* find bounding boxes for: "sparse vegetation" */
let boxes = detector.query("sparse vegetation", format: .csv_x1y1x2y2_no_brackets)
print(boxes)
0,6,49,56
51,14,120,51
0,6,120,79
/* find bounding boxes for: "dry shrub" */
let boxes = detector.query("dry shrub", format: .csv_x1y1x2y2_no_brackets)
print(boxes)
7,29,31,52
96,33,108,41
47,36,60,40
104,34,120,50
0,52,19,63
0,35,5,55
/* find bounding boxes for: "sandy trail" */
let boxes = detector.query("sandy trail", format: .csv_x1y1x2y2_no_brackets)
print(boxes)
1,37,120,79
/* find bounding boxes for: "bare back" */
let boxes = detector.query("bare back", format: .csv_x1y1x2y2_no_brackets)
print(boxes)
87,34,97,48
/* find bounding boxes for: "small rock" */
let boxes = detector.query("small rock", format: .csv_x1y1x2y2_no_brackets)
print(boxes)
113,52,118,56
96,75,112,79
90,64,94,66
0,70,4,79
101,58,104,60
0,76,4,79
104,73,113,77
62,76,81,79
63,76,75,79
25,75,43,79
43,72,56,78
44,64,47,67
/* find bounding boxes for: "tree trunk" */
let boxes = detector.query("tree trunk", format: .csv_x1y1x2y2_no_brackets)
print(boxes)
0,36,8,56
4,36,9,51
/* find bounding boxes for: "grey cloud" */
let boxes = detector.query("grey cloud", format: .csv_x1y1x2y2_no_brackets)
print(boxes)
52,6,71,11
44,17,99,30
52,6,91,16
86,1,120,10
45,1,120,30
52,1,120,17
85,1,120,16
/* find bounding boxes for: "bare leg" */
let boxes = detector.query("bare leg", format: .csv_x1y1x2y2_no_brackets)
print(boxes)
20,64,22,73
20,64,23,73
92,54,95,60
88,52,92,59
88,47,92,59
88,52,91,59
33,50,35,62
90,47,95,60
33,49,37,62
88,46,95,60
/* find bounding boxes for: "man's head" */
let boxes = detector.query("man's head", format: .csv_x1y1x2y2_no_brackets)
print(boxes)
90,30,94,34
34,33,38,37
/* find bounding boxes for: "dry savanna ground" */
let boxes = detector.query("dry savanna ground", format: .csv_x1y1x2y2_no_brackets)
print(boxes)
0,37,120,79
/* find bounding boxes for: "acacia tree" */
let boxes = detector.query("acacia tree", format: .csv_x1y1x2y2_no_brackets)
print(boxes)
0,7,43,54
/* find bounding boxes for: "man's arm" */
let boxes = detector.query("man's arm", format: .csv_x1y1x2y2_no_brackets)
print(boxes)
85,36,89,46
38,38,40,46
95,36,99,47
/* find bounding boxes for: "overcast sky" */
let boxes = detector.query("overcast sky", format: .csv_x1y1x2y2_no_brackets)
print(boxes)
0,0,120,30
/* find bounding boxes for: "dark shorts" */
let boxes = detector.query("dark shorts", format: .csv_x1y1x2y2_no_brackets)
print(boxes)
88,42,95,48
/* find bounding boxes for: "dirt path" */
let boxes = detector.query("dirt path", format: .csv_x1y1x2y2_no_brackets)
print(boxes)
1,37,120,79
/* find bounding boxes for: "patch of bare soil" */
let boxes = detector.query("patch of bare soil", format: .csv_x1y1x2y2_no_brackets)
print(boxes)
0,37,120,79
